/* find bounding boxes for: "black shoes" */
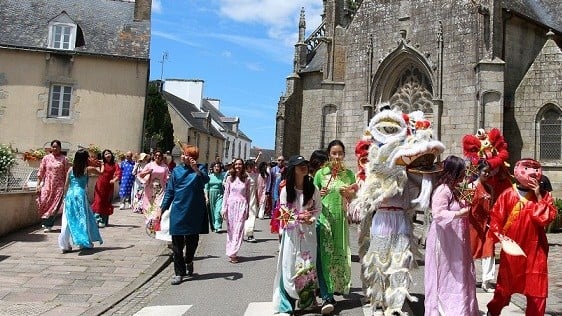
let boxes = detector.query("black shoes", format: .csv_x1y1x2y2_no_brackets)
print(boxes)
186,262,194,276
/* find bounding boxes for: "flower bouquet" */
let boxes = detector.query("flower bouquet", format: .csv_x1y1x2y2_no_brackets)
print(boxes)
324,158,344,189
277,202,318,231
293,252,318,309
456,160,478,205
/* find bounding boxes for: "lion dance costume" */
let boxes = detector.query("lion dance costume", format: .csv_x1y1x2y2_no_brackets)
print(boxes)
352,104,445,315
461,128,512,292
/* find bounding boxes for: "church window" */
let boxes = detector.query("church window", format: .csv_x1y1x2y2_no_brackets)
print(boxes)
389,64,433,114
539,106,561,160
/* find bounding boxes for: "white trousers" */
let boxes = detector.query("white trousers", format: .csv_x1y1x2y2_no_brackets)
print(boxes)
244,194,258,238
481,256,496,282
58,210,72,250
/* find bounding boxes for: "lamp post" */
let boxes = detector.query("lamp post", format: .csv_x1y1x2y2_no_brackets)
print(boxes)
159,51,169,81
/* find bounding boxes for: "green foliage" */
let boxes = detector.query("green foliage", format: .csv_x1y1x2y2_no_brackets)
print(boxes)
144,82,174,152
554,198,562,213
0,144,16,177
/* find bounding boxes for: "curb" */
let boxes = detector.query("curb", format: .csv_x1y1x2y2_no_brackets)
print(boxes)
82,245,172,316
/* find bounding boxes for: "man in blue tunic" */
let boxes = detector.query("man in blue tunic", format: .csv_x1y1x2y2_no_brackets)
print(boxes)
155,144,210,285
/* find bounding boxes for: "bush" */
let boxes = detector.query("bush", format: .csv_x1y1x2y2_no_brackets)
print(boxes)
554,198,562,212
0,144,16,178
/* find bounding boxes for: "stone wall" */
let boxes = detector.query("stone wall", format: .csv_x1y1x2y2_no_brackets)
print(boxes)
278,1,562,195
341,0,481,160
513,33,562,196
0,192,41,237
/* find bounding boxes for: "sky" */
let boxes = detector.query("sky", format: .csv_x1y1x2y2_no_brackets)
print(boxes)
149,0,323,150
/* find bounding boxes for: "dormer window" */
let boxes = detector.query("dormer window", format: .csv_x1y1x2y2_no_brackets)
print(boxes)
48,11,82,50
49,23,76,50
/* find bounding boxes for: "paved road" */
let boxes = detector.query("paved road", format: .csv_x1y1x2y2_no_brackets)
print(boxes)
106,215,562,315
0,208,560,315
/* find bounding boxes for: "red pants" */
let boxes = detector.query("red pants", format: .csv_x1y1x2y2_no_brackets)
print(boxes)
487,287,546,316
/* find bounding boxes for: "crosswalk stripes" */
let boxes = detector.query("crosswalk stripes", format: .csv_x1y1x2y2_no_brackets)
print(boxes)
133,305,192,316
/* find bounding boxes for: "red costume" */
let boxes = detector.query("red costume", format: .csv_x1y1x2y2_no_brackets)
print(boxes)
91,162,121,216
487,159,557,316
468,182,495,259
463,128,511,261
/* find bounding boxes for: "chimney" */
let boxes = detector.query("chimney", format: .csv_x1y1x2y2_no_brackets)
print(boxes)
134,0,152,21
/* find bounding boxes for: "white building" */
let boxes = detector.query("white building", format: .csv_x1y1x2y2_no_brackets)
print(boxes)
163,79,252,163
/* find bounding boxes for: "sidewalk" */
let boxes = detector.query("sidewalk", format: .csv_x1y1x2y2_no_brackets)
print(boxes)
0,207,170,316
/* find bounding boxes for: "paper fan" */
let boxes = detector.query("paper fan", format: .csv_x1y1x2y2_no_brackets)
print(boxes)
494,232,526,257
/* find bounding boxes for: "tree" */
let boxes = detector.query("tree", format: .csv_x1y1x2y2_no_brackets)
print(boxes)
143,81,174,152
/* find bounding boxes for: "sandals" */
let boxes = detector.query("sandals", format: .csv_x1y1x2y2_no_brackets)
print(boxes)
228,256,239,263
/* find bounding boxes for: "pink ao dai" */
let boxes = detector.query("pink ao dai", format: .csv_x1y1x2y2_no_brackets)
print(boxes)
221,176,250,257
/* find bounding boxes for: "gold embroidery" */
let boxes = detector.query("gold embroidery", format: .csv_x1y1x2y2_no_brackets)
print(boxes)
503,185,532,234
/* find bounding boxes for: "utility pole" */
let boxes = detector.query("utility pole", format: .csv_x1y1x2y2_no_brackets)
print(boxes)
159,50,169,81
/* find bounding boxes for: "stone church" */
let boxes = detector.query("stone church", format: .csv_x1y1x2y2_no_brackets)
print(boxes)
275,0,562,194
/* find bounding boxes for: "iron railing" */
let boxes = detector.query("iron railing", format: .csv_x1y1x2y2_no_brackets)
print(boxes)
0,164,38,193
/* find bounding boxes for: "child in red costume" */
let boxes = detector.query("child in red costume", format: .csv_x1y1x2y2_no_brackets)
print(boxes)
486,159,557,316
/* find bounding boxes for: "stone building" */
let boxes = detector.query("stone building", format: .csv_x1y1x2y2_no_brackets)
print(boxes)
0,0,151,154
276,0,562,195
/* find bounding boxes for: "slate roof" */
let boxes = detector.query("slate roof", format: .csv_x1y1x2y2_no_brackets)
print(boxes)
163,92,224,139
301,43,327,73
504,0,562,34
201,99,252,142
0,0,150,59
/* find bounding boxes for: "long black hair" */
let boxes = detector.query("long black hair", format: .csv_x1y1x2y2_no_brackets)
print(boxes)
72,149,89,177
309,149,328,175
228,158,248,182
101,149,115,164
437,155,466,204
258,161,269,179
285,164,315,207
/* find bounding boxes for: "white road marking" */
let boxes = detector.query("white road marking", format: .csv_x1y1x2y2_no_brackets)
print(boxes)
244,302,276,316
133,305,192,316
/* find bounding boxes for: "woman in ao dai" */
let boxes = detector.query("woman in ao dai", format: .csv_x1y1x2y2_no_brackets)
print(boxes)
273,155,320,313
424,155,479,316
58,149,103,252
221,158,250,263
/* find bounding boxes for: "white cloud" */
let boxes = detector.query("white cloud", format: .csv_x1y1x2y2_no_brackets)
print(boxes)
207,32,289,63
152,0,163,14
221,50,233,58
152,31,201,48
217,0,323,48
